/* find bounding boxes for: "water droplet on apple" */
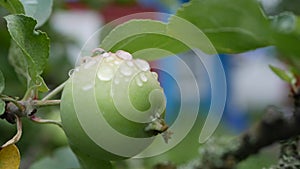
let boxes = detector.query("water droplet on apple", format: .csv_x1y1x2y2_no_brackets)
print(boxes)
82,84,94,91
116,50,133,60
68,68,79,77
126,61,134,67
136,78,143,87
140,73,148,82
102,52,110,58
114,60,122,65
97,65,114,81
105,56,115,62
84,60,96,69
120,64,132,76
135,59,150,71
114,78,120,84
92,48,106,56
152,72,158,80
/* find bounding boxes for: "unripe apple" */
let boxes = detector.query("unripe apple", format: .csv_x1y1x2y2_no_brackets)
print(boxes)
60,49,167,168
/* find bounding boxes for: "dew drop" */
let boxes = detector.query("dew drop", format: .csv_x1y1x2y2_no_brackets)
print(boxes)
136,78,143,87
114,60,122,65
120,64,132,76
126,61,134,67
152,72,158,80
92,48,106,56
68,69,75,77
105,56,115,62
135,59,150,71
84,60,96,69
68,68,79,77
102,52,110,58
140,73,148,82
97,65,114,81
116,50,133,60
81,56,92,64
114,78,120,84
82,84,94,91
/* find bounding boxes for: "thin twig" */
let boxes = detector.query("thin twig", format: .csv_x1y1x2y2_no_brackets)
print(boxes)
1,115,22,148
42,81,67,101
0,95,24,112
30,115,63,128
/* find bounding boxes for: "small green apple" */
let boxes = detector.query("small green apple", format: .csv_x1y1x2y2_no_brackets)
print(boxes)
60,49,168,168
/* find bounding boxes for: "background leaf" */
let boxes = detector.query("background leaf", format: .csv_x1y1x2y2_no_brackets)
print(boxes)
20,0,53,28
100,19,216,60
0,0,24,14
0,144,20,169
100,0,272,60
100,0,300,64
5,14,49,91
0,70,4,93
173,0,272,53
99,19,186,61
100,20,188,60
29,147,80,169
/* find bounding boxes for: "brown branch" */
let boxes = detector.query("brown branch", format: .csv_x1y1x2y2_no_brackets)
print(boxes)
155,99,300,169
222,106,300,166
192,91,300,169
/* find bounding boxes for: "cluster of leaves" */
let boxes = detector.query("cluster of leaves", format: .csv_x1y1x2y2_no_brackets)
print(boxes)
0,0,53,111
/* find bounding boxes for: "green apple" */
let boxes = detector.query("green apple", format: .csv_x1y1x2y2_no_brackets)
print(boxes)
60,49,168,169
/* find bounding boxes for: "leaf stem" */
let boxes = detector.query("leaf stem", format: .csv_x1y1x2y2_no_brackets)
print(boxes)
22,85,36,101
1,115,22,148
42,81,67,101
30,115,63,128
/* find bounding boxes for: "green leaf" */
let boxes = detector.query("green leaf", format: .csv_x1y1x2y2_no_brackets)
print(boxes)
0,99,4,115
29,147,80,169
0,0,25,14
8,40,49,92
100,0,273,59
5,14,49,91
0,70,4,94
8,41,29,87
100,0,300,63
20,0,53,28
173,0,272,53
100,19,216,60
100,20,183,60
269,65,296,85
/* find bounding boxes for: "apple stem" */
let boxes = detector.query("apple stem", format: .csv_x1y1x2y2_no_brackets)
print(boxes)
42,81,67,101
33,100,61,107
